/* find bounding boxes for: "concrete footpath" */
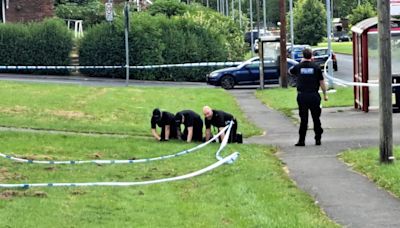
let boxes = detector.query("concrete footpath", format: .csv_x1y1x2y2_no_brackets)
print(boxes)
230,89,400,228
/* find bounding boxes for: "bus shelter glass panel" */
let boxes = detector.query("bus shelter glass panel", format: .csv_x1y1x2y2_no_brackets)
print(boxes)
367,32,379,108
262,41,280,67
368,31,400,109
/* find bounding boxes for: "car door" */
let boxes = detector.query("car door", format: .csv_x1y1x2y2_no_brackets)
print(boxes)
240,61,260,85
263,59,280,84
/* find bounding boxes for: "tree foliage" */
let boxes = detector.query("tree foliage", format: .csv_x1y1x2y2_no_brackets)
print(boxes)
293,0,326,46
147,0,189,17
348,2,377,26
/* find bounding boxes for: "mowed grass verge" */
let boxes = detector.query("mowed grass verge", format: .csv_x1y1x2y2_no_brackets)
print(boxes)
0,81,260,137
0,131,338,227
255,87,354,117
0,80,338,226
340,148,400,199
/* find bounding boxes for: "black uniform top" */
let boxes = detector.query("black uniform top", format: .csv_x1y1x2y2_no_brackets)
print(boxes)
289,61,323,93
175,110,202,127
151,111,175,129
205,109,234,128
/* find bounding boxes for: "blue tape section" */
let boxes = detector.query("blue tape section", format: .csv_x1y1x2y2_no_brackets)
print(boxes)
6,155,11,159
22,184,29,189
48,183,53,187
28,160,33,164
70,161,76,164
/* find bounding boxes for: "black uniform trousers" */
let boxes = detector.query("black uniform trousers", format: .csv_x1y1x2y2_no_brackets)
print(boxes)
181,120,204,142
160,124,178,140
297,92,323,142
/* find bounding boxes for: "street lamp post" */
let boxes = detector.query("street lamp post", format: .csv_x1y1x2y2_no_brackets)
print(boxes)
326,0,334,89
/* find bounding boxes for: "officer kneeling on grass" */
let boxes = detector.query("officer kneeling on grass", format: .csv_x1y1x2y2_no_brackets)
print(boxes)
174,110,203,143
202,106,242,143
151,108,178,141
288,48,328,146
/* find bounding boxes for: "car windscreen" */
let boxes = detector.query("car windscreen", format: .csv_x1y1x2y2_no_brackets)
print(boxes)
313,49,328,56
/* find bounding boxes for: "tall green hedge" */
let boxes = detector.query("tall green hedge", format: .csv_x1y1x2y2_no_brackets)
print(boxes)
79,12,239,81
0,19,73,74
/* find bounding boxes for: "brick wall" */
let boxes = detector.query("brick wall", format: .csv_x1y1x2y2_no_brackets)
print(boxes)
6,0,54,23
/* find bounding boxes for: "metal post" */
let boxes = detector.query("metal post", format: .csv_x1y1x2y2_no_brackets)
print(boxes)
256,0,260,36
378,0,393,163
250,0,254,56
232,0,234,20
290,0,294,59
263,0,266,31
217,0,219,13
279,0,287,88
226,0,229,16
124,2,130,86
259,40,264,89
326,0,334,89
239,0,242,29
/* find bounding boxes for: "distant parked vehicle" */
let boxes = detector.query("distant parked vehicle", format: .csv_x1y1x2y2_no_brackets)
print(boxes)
312,47,338,71
333,32,351,42
287,45,311,62
206,57,298,89
245,30,273,46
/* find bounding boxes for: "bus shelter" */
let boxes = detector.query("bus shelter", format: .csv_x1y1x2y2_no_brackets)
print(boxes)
351,17,400,112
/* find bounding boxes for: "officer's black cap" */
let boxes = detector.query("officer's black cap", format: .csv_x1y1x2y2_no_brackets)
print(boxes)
174,113,183,125
152,108,161,122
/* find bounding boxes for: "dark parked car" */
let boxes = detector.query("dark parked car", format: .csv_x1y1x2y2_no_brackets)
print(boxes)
312,47,338,71
287,45,311,62
334,32,351,42
206,57,298,89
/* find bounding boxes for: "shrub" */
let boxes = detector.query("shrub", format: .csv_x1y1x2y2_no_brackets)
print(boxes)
0,19,73,74
79,12,229,81
55,0,105,27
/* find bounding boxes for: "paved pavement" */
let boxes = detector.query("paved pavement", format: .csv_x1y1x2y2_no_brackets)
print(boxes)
230,89,400,228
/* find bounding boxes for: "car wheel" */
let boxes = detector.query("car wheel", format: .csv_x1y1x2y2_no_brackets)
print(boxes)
220,75,235,90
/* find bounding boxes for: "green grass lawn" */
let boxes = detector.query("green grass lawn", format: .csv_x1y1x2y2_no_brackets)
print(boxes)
0,81,261,137
317,41,352,55
0,80,340,227
0,131,338,227
340,147,400,199
255,87,354,117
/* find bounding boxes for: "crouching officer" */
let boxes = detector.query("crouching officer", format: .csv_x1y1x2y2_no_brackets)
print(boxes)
174,110,203,143
288,48,328,146
202,106,239,143
151,108,178,141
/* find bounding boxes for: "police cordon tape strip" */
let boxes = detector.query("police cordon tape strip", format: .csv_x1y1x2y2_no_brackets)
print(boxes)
215,121,234,162
0,152,240,189
323,57,400,88
0,62,243,70
0,122,238,188
0,123,233,165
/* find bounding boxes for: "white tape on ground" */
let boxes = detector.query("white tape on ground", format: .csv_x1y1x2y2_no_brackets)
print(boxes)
0,152,239,188
0,124,233,165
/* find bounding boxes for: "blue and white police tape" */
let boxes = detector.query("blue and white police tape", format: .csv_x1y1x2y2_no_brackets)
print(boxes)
323,58,400,88
0,152,239,188
0,62,243,71
0,124,233,165
215,121,234,163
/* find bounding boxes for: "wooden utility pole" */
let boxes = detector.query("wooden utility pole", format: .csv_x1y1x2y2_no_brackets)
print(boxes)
378,0,393,163
279,0,287,88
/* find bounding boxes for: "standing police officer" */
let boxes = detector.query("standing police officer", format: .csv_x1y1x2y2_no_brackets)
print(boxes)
151,108,178,141
202,106,238,143
289,48,328,146
174,110,203,143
